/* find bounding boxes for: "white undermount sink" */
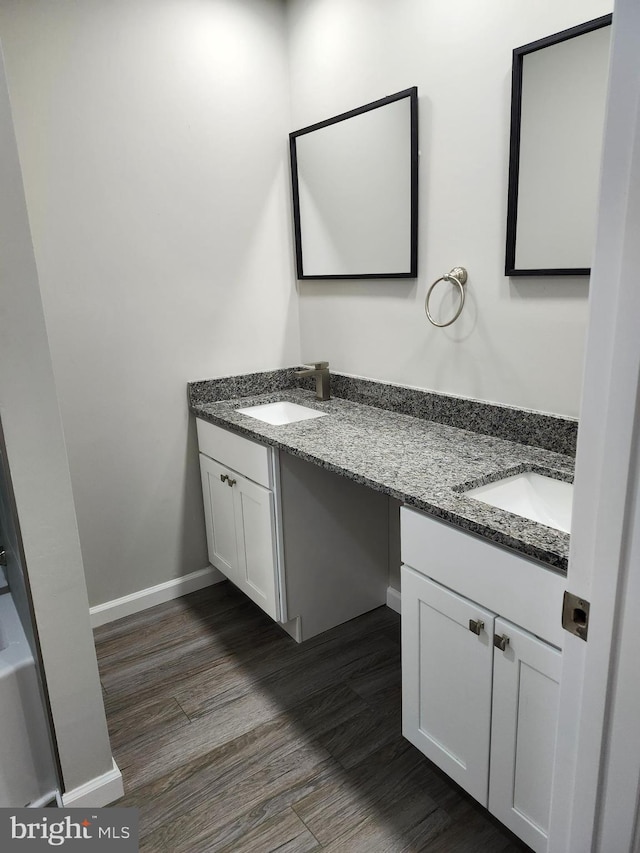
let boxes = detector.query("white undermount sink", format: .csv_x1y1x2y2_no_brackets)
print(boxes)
464,471,573,533
236,400,328,426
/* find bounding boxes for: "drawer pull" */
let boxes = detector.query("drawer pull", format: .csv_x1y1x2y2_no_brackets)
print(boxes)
494,633,510,652
469,619,484,636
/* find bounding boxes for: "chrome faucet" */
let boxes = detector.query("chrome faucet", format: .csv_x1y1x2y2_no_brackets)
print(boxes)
295,361,331,401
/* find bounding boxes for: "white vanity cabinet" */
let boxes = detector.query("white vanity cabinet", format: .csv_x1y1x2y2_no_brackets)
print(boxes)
197,418,281,621
400,507,565,853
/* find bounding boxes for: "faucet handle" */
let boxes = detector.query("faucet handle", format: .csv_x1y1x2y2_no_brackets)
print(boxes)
310,361,329,370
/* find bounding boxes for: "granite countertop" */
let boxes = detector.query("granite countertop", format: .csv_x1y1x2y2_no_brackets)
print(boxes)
190,386,574,574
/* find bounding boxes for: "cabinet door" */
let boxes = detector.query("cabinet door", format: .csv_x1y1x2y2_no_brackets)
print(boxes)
199,453,240,584
200,453,280,621
489,618,561,853
401,566,496,804
232,473,280,621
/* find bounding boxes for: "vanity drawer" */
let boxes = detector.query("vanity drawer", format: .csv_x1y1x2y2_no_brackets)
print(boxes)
196,418,271,488
400,506,565,648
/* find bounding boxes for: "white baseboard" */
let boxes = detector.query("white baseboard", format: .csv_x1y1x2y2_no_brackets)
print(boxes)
387,585,401,614
61,758,123,808
90,566,224,628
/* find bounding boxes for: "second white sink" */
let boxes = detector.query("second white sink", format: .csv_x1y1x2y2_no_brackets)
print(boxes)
236,400,328,426
464,471,573,533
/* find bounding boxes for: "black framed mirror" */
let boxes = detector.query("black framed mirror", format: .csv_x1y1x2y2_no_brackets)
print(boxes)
505,15,612,277
289,87,418,280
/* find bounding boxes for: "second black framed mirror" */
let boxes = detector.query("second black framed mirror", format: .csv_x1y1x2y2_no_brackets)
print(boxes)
505,15,612,277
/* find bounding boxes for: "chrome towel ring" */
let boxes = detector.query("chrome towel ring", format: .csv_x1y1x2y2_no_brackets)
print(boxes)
425,267,468,327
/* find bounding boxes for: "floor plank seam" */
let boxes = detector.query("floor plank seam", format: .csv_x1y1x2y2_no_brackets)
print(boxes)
174,695,193,723
290,803,324,849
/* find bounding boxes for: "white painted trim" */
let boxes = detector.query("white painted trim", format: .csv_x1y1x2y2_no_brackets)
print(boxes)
549,1,640,850
89,566,224,628
28,790,60,809
596,427,640,849
271,447,288,624
61,758,123,808
386,585,401,614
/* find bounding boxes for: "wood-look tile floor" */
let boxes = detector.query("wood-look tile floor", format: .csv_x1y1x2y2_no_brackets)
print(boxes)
94,582,530,852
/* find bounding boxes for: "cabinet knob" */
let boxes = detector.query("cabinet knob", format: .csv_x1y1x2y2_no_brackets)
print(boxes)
227,478,237,487
468,619,484,635
494,633,510,652
220,473,229,483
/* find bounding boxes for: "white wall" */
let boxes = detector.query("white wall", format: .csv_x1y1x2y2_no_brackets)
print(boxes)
0,0,300,607
288,0,611,417
0,43,115,795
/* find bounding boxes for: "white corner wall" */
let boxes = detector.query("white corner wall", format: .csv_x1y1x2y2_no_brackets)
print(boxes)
0,43,116,797
288,0,611,418
0,0,300,607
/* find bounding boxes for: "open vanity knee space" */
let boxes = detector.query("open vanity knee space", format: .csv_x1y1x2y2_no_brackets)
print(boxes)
196,416,389,643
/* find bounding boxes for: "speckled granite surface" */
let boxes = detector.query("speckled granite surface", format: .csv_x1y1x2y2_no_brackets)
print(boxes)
189,381,575,573
329,374,578,457
189,368,302,405
189,368,577,456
